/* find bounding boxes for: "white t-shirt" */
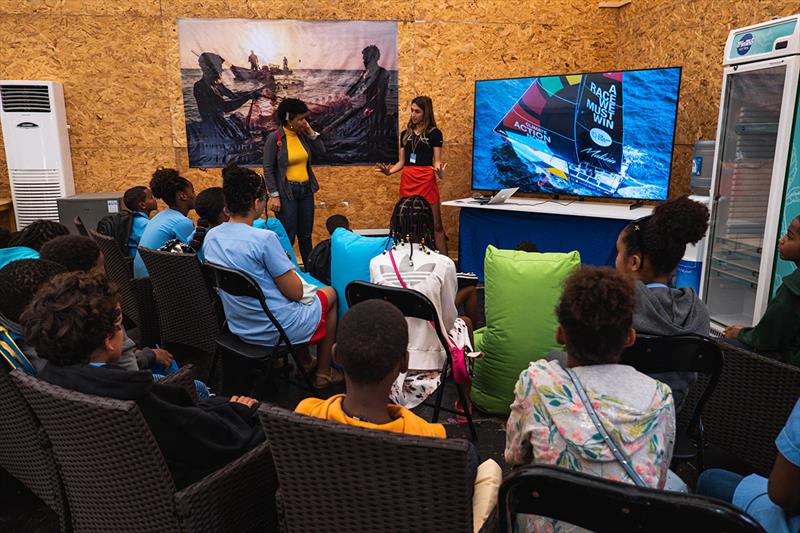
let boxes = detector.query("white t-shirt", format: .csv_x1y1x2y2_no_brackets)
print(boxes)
369,242,457,370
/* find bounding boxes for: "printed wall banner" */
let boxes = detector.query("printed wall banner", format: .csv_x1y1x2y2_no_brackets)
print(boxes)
178,18,399,167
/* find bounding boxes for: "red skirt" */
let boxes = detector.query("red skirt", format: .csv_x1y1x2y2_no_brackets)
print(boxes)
399,166,440,205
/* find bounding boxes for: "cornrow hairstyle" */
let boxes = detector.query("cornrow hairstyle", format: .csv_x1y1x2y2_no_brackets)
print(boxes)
0,259,67,322
8,220,70,251
388,196,436,266
337,300,408,385
123,186,148,212
556,266,636,365
21,272,120,367
150,168,192,207
621,195,709,276
40,235,102,273
222,164,266,215
277,98,309,126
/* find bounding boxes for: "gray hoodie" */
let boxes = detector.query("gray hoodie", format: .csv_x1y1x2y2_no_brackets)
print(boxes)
632,281,710,408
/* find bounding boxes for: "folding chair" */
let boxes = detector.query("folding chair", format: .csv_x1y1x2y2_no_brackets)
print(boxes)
345,280,477,441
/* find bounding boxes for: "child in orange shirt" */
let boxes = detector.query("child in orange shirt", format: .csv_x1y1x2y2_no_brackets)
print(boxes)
296,299,444,438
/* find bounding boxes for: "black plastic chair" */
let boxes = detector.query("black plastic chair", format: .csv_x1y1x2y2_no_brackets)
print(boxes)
203,262,316,395
73,216,88,236
345,280,477,441
499,465,764,533
621,334,723,472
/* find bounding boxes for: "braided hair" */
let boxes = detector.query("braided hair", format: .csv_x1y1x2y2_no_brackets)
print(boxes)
620,195,709,276
389,196,436,265
9,220,70,251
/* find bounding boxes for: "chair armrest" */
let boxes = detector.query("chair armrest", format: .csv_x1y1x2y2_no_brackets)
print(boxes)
156,363,197,402
174,440,278,532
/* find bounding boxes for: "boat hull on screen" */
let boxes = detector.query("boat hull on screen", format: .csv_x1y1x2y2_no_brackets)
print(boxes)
472,67,681,200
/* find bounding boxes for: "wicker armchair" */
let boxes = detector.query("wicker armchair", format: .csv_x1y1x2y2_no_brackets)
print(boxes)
0,366,70,532
259,403,493,533
679,340,800,476
12,370,278,533
90,230,160,347
157,363,199,403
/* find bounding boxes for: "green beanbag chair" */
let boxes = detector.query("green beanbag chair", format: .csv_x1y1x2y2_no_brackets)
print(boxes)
471,245,580,415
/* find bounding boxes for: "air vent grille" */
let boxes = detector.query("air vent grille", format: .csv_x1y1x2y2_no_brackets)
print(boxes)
9,169,64,227
1,85,51,113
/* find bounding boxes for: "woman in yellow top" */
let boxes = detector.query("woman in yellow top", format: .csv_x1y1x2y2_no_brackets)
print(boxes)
263,98,326,267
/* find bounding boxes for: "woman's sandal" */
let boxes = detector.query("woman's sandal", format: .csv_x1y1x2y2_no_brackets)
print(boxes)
314,368,344,389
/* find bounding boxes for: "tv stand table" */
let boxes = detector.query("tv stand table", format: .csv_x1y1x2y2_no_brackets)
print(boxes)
442,197,653,280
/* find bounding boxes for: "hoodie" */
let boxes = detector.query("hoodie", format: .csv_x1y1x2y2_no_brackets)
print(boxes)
632,281,710,408
39,364,264,489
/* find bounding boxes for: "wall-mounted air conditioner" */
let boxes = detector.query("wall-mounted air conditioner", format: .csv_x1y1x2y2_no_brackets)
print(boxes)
0,81,75,229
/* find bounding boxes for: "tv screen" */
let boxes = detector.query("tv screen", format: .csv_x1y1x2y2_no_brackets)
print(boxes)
471,67,681,200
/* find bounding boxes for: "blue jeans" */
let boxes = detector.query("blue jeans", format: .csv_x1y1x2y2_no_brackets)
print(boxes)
278,181,315,267
696,468,744,503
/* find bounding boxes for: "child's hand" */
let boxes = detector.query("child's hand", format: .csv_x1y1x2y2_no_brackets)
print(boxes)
153,348,173,366
723,325,744,339
230,395,258,408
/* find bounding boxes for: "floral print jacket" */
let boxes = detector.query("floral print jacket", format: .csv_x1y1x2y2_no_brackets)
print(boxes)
505,359,675,488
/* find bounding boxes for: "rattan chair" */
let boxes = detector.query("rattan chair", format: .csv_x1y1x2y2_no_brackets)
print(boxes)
11,370,278,533
345,280,478,441
156,363,199,402
90,231,160,347
203,262,316,395
678,340,800,476
259,403,492,533
621,334,723,471
499,465,764,533
0,366,70,532
138,248,220,377
73,215,88,236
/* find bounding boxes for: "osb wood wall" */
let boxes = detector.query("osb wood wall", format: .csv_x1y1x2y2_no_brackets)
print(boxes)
0,0,794,244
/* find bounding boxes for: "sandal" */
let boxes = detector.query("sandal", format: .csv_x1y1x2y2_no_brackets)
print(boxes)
314,368,344,389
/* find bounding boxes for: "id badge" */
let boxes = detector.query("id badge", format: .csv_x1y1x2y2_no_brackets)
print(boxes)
409,152,417,164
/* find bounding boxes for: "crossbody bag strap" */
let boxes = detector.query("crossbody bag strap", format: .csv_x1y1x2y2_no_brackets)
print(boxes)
564,367,646,487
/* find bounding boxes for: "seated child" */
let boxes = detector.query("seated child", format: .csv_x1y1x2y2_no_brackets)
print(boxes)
505,267,675,530
123,185,158,256
615,195,710,408
696,398,800,532
296,299,501,531
203,165,341,389
21,272,264,489
723,215,800,366
306,214,350,285
133,168,196,278
190,186,229,257
0,220,70,270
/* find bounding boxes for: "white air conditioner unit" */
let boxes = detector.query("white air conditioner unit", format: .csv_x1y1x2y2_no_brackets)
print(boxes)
0,80,75,229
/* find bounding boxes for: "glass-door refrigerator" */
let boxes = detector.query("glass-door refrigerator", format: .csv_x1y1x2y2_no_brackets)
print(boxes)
701,15,800,331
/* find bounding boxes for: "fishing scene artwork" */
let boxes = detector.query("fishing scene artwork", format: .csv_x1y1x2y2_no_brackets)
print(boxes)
472,67,681,201
177,19,399,168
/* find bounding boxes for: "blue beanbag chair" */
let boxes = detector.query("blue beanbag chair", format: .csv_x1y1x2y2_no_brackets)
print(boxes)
253,217,324,288
330,228,391,319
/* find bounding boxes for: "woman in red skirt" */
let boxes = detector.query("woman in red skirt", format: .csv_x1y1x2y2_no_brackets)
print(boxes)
377,96,448,253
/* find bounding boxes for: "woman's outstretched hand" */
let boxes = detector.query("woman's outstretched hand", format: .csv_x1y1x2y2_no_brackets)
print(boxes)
435,162,447,180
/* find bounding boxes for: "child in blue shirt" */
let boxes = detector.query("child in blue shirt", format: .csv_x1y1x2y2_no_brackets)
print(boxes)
123,185,158,257
203,165,343,389
133,169,196,278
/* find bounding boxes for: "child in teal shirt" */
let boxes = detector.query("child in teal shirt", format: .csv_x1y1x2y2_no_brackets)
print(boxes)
123,185,158,257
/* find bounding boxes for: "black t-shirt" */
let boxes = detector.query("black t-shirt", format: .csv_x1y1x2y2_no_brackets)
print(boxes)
401,127,443,167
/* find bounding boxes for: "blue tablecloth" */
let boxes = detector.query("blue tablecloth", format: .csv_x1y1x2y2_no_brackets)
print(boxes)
456,207,629,280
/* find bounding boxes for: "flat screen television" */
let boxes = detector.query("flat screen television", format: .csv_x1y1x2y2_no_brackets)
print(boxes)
471,67,681,200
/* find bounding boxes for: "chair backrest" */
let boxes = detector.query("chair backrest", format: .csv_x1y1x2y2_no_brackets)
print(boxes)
11,370,182,532
621,334,723,429
138,248,219,355
90,230,138,324
0,367,69,531
203,262,292,347
686,341,800,476
345,280,450,351
73,216,88,236
259,404,475,533
499,465,764,533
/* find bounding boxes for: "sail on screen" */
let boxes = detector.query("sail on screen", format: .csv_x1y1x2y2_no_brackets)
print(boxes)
473,67,681,200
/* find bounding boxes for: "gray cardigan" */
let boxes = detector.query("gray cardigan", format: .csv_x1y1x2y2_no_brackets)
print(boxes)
262,127,325,201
